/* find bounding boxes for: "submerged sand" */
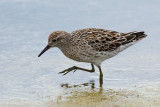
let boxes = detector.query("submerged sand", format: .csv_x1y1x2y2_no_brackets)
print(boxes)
1,85,160,107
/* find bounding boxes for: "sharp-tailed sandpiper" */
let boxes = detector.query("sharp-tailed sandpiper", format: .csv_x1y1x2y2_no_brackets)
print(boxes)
38,28,147,86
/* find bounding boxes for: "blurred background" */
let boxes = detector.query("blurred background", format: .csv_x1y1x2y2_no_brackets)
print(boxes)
0,0,160,107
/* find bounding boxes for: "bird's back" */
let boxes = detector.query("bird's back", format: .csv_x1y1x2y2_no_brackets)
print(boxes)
71,28,146,51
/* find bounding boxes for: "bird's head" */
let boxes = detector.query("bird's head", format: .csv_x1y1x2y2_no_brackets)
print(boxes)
38,31,68,57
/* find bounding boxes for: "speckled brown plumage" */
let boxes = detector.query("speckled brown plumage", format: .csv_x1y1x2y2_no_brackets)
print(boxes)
38,28,147,84
39,28,147,66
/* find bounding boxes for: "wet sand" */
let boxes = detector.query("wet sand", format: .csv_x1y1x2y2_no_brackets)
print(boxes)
1,83,160,107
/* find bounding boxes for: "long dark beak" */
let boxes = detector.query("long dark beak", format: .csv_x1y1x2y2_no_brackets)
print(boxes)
38,45,50,57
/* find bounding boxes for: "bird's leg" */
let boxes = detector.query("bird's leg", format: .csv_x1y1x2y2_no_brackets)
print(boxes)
98,66,103,87
59,64,95,76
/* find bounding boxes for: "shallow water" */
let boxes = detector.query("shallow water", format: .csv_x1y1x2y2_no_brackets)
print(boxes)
0,0,160,107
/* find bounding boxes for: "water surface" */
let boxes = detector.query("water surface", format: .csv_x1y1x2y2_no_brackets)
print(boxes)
0,0,160,107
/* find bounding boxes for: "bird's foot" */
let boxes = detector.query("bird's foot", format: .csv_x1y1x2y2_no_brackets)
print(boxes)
59,64,95,76
58,66,78,76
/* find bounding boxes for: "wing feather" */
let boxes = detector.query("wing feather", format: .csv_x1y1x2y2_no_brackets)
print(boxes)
84,28,137,52
71,28,146,52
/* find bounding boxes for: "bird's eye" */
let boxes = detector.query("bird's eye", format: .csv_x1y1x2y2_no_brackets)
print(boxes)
52,39,56,42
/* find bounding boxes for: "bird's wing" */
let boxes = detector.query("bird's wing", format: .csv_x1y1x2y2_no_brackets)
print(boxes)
84,28,141,52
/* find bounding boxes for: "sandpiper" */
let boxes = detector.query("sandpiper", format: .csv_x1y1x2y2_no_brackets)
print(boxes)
38,28,147,85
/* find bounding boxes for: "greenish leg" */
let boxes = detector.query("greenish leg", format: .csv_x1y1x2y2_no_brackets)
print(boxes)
59,64,95,76
98,66,103,87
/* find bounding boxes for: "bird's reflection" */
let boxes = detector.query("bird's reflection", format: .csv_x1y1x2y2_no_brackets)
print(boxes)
60,80,95,89
60,80,103,94
60,72,103,88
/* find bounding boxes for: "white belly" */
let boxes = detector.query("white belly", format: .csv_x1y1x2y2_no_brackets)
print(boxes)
77,41,136,66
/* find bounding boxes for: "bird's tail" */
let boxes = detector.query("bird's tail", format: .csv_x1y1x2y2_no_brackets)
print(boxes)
131,31,147,41
121,31,147,46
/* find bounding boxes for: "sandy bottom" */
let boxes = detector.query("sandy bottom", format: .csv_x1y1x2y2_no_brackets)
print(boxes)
1,85,160,107
52,89,160,107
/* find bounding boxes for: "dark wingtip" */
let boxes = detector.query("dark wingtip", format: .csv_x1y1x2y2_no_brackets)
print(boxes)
122,31,147,45
134,31,147,39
